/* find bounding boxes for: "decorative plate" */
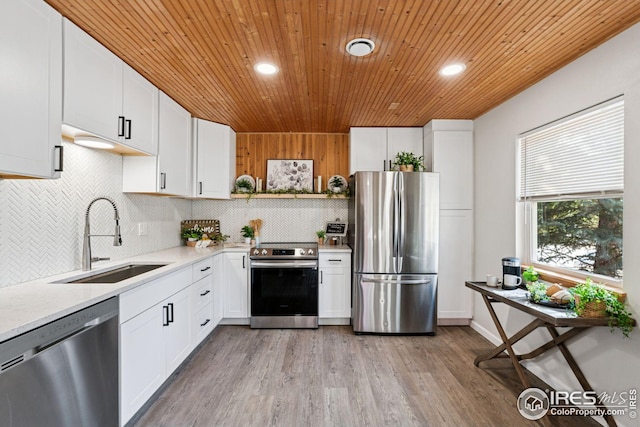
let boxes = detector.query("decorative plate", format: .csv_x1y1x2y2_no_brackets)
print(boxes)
328,175,348,193
526,294,570,309
235,175,255,192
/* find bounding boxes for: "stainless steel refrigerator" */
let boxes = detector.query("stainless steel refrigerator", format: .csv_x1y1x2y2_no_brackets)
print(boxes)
348,171,439,334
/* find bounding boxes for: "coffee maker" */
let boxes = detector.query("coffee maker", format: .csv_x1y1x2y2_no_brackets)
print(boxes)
502,257,522,290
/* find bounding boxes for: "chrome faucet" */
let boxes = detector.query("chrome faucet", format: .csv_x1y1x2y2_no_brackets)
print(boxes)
82,197,122,271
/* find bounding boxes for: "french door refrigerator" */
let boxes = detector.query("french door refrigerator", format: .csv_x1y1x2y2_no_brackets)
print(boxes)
348,171,439,334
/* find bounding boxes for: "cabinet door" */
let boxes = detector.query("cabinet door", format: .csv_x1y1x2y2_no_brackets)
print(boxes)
349,127,387,174
193,119,236,199
122,64,158,155
213,254,225,325
158,92,191,196
0,0,62,179
319,254,351,318
433,131,473,210
164,286,191,373
120,304,165,425
438,210,473,320
387,127,423,163
223,252,249,318
63,19,122,143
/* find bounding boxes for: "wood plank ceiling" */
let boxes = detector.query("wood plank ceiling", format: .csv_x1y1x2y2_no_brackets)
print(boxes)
46,0,640,133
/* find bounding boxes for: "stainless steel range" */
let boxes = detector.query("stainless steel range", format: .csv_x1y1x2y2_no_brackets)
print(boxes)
250,242,319,329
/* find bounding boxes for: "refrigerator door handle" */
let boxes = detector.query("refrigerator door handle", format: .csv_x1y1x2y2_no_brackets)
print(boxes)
362,277,432,285
397,173,404,271
392,172,400,272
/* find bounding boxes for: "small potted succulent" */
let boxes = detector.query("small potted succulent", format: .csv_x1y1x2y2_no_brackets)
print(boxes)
241,225,255,244
393,151,424,172
316,230,326,245
329,176,345,193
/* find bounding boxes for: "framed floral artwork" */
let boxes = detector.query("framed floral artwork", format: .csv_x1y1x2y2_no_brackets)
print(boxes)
266,159,314,191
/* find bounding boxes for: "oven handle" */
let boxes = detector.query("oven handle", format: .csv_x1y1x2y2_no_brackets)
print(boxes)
250,260,318,269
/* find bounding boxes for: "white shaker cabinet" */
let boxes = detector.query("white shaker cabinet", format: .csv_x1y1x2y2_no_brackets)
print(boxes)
318,252,351,322
0,0,63,179
63,19,158,155
437,210,473,322
223,252,249,319
189,257,215,350
192,118,236,199
123,92,192,196
349,127,423,174
119,267,192,426
423,120,473,210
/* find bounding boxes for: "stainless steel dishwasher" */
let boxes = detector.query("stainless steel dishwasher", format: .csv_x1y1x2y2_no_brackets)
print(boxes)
0,297,119,427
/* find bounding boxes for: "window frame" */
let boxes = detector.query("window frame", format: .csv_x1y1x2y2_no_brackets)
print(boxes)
518,97,624,288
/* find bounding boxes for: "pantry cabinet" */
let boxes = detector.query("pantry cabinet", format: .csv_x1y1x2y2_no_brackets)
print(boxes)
349,127,423,174
223,252,249,319
318,252,351,322
0,0,63,179
63,19,158,155
192,118,236,199
122,92,192,196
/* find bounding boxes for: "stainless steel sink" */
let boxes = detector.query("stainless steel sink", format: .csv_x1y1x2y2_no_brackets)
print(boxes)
56,263,168,284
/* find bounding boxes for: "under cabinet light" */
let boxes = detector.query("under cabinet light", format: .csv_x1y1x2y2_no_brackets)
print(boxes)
74,135,116,150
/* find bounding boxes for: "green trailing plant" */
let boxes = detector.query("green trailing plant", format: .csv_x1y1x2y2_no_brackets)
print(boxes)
570,278,634,338
235,178,254,193
212,233,230,243
181,225,203,240
522,266,539,283
393,151,425,171
316,230,326,239
241,225,254,239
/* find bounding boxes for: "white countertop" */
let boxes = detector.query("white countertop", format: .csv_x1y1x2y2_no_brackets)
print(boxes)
0,243,350,343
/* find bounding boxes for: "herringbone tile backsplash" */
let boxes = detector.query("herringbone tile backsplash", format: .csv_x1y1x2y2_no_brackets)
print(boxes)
0,142,191,288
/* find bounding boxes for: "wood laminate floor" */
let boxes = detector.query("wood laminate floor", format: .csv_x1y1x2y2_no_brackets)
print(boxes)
134,325,600,427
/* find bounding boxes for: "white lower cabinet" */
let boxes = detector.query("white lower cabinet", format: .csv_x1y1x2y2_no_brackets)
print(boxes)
319,253,351,322
119,267,192,426
223,252,249,319
438,210,473,323
189,257,215,350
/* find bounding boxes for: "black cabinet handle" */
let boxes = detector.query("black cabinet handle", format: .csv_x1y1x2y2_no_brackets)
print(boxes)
125,119,132,139
320,270,323,284
328,259,342,262
167,302,174,323
388,160,392,170
54,145,64,172
242,255,246,269
200,266,211,272
160,172,167,189
118,116,125,137
383,160,386,171
200,290,210,297
163,305,169,326
199,181,203,195
200,319,211,327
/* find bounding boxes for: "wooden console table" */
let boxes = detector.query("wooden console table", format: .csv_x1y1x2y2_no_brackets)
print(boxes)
466,281,634,427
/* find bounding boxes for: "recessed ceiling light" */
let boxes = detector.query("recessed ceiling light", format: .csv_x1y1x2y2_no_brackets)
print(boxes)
255,63,278,75
439,63,466,76
346,38,375,57
74,135,115,150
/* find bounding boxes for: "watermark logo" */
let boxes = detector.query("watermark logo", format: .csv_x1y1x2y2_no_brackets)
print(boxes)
517,388,550,420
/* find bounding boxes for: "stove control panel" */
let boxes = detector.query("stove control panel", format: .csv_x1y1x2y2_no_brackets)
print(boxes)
249,243,318,260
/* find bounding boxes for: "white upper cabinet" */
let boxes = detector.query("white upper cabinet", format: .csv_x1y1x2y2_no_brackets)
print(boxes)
0,0,63,179
423,120,473,210
349,127,423,174
122,92,192,196
63,19,158,155
192,118,236,199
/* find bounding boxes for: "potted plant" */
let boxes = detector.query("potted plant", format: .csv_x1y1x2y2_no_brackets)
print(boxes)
393,151,424,172
329,176,345,193
316,230,326,245
181,225,203,246
211,233,230,245
235,178,253,193
570,278,634,337
241,225,254,244
522,266,539,284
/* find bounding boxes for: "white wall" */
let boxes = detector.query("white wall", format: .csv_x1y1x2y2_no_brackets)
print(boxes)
474,22,640,426
0,142,191,287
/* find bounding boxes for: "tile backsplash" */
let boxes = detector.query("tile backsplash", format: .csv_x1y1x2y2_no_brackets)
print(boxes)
0,142,349,288
0,142,190,288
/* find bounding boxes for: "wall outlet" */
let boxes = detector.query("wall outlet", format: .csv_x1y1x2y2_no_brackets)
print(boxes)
138,222,148,236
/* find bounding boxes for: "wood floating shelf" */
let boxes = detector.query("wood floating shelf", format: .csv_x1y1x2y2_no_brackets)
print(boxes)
230,193,348,199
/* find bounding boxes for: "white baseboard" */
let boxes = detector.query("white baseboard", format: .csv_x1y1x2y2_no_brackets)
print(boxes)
438,318,471,326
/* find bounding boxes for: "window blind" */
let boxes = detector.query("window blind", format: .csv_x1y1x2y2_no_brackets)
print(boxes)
518,98,624,201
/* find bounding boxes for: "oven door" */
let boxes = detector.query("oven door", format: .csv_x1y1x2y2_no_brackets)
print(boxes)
250,260,318,318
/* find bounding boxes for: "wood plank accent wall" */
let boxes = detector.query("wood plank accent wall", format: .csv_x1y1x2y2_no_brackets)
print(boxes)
236,133,349,183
